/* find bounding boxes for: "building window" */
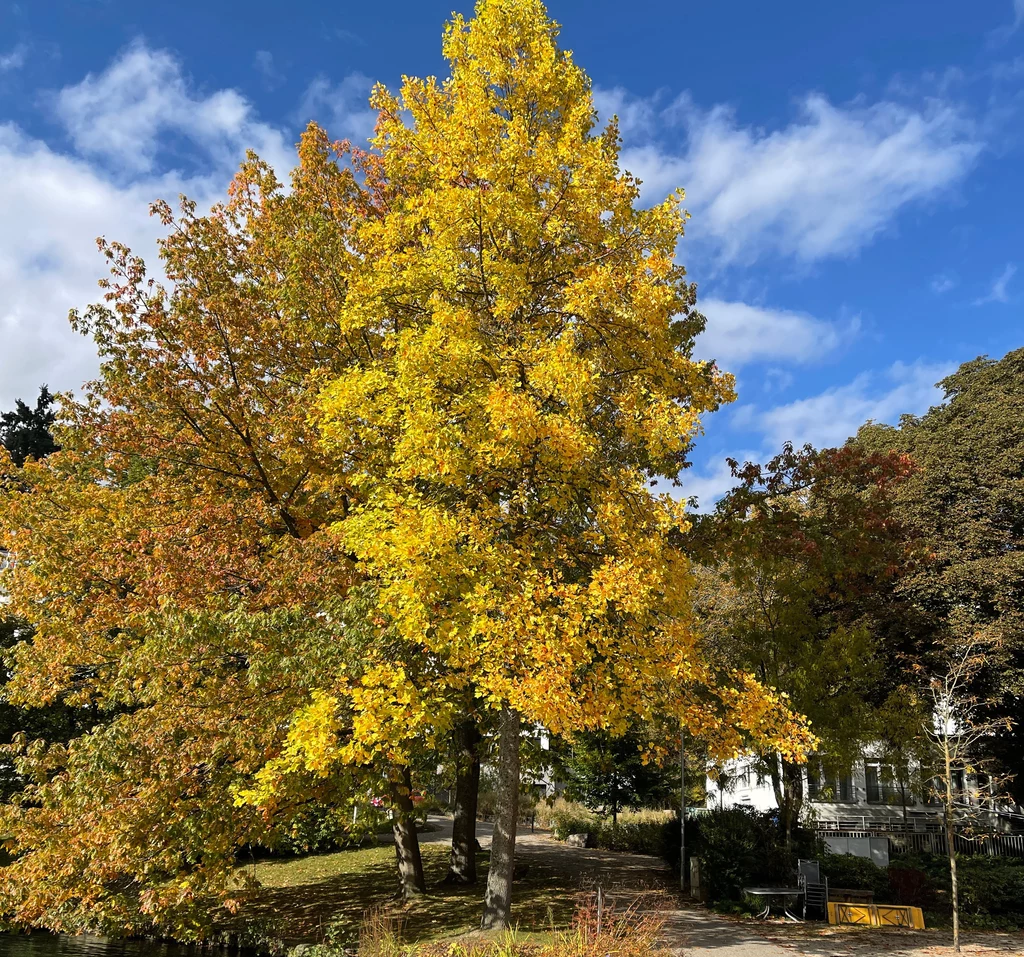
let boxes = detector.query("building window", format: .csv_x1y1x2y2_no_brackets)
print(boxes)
807,760,854,803
837,773,854,802
865,762,902,805
925,769,970,806
952,769,966,800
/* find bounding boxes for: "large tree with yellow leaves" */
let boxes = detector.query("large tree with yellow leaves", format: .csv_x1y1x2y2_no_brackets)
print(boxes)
315,0,812,928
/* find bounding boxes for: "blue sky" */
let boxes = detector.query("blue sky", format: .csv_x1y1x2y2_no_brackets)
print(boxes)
1,0,1022,506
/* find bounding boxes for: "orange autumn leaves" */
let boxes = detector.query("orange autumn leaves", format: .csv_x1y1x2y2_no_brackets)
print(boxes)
0,134,371,935
0,0,813,934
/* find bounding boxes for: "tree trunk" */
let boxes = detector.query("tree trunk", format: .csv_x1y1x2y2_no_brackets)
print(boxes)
945,754,960,953
481,707,520,930
773,757,804,848
769,753,784,810
390,766,426,900
445,717,481,884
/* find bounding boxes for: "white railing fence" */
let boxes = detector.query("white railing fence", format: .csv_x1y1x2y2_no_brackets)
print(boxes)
816,825,1024,858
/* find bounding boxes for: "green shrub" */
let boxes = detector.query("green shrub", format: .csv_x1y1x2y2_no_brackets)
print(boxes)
543,799,600,840
542,799,674,856
670,806,821,902
892,852,1024,928
956,857,1024,920
888,865,933,908
275,803,352,855
593,811,674,856
245,801,392,859
690,807,763,902
820,852,891,901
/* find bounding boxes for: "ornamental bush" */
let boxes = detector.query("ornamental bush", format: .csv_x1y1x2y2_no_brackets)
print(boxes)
820,852,892,901
594,812,675,856
541,798,600,840
897,853,1024,926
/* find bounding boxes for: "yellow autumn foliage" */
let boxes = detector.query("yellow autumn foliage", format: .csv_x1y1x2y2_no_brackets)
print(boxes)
309,0,812,764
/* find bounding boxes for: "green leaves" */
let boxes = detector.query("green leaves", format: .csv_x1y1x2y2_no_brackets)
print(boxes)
854,348,1024,801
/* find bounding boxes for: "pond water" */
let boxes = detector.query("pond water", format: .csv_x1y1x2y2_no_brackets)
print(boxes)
0,936,210,957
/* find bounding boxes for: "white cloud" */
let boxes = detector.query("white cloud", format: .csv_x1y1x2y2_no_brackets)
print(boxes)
931,273,957,294
593,85,658,138
0,42,381,411
0,41,386,412
0,41,302,410
696,298,857,368
0,124,206,408
0,44,27,73
330,29,366,46
990,1,1024,42
680,455,755,513
972,262,1016,305
254,50,284,90
295,73,378,145
763,368,795,393
609,90,982,265
54,40,293,176
733,360,955,451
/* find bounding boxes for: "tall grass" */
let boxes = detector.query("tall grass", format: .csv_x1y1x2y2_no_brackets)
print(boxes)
354,896,668,956
357,907,408,957
537,799,674,857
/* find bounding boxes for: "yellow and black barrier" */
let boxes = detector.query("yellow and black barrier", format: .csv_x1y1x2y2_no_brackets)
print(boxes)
827,902,925,929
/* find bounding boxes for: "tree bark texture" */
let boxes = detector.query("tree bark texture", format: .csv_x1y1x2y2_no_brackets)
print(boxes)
445,717,482,884
481,707,521,930
390,766,426,899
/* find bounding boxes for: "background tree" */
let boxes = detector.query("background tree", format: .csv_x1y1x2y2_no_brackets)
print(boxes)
872,688,933,829
0,386,59,467
443,710,485,884
689,443,918,843
856,347,1024,802
0,0,815,935
557,727,677,821
0,134,435,935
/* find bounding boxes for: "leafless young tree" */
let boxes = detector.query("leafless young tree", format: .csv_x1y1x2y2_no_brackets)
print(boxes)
925,639,1014,953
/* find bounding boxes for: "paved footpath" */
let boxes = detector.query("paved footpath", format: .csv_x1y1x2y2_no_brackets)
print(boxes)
661,907,1024,957
661,907,792,956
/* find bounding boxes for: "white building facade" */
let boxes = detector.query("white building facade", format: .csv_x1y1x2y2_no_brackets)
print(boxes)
706,753,1021,834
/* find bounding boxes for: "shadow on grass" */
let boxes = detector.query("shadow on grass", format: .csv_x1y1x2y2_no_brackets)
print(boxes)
229,843,578,948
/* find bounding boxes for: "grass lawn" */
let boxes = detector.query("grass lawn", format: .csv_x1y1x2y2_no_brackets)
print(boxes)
227,842,580,949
